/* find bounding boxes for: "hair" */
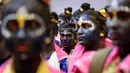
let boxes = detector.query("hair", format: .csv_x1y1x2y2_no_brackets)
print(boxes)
81,3,91,10
50,12,58,21
64,7,72,14
59,22,75,34
59,12,72,21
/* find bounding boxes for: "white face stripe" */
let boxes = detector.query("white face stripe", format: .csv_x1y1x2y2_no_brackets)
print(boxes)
63,30,67,35
2,14,15,38
78,18,95,30
16,6,29,19
119,6,130,13
1,6,46,38
60,30,74,39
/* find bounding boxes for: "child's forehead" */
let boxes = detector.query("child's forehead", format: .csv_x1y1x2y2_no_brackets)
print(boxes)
4,0,46,15
60,28,73,31
3,0,50,24
60,29,73,35
60,28,74,34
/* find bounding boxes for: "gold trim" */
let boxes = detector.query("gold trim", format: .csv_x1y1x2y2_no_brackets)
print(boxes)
99,9,108,18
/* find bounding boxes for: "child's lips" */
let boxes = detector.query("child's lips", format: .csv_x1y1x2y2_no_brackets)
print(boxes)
16,44,29,52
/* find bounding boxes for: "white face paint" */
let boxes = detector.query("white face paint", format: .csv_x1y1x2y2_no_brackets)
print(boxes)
1,6,46,39
16,6,29,19
77,16,100,46
78,18,95,31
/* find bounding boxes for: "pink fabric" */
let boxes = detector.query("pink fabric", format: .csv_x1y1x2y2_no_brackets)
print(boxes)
104,38,113,48
72,46,119,73
57,32,60,39
104,46,119,69
118,54,130,73
68,38,114,73
68,43,85,73
54,42,68,61
49,66,63,73
70,43,130,73
74,51,95,73
54,32,68,61
0,59,10,73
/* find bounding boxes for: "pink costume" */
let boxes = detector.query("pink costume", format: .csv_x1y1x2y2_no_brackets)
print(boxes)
68,43,86,73
48,34,68,70
118,54,130,73
54,32,68,61
54,42,68,61
104,38,113,48
68,38,113,73
72,46,130,73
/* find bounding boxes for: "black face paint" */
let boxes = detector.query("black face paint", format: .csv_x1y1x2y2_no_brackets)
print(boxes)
107,3,130,59
60,28,75,48
58,18,68,26
59,22,76,54
107,6,130,45
76,13,100,48
1,0,51,60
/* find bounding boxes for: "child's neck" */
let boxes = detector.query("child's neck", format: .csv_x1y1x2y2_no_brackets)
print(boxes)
13,54,41,73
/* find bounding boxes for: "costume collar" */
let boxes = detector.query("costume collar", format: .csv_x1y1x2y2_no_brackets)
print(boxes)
3,58,50,73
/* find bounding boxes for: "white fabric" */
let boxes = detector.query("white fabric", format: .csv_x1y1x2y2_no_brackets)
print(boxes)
47,52,60,70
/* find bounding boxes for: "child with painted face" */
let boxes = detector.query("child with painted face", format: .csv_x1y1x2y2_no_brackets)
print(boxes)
68,11,113,73
103,0,130,72
71,3,93,33
83,0,130,73
52,7,73,52
54,7,73,47
53,7,73,50
76,12,112,49
69,0,130,73
0,0,62,73
77,12,102,50
59,23,76,54
48,23,76,73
